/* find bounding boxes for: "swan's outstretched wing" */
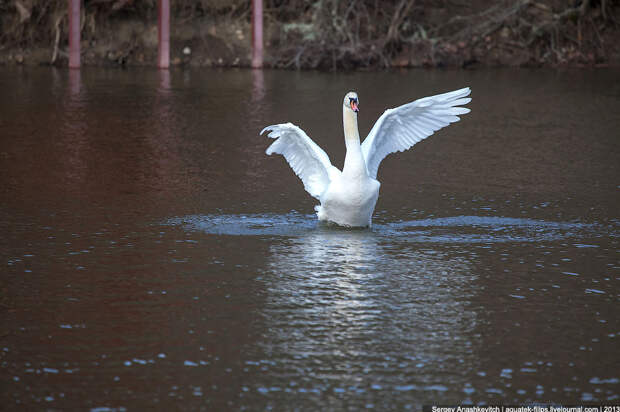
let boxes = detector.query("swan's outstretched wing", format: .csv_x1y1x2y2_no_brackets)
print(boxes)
262,123,338,200
361,87,471,179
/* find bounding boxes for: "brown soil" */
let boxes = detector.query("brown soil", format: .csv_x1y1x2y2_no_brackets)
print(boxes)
1,0,619,69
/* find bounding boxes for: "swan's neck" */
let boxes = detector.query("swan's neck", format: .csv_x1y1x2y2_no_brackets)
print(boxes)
343,107,360,143
343,108,366,177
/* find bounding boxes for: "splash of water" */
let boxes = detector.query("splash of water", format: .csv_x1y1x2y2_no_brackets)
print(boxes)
166,213,609,243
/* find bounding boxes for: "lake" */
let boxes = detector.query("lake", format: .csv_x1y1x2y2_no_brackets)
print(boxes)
1,67,619,410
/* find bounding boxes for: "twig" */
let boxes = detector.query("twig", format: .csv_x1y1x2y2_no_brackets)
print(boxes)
443,0,530,43
589,16,605,55
14,0,32,23
50,15,62,64
386,0,415,43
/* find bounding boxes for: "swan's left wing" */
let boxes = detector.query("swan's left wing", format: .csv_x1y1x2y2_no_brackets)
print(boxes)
361,87,471,179
262,123,338,200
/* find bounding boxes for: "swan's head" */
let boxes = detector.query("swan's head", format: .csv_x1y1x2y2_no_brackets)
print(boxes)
343,91,359,113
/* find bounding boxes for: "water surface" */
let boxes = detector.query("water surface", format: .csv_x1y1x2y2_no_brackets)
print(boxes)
1,67,619,410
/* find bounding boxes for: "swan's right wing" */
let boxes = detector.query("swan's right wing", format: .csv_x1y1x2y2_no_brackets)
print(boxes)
262,123,338,200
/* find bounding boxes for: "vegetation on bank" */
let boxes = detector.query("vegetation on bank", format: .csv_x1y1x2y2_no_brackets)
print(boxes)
1,0,618,68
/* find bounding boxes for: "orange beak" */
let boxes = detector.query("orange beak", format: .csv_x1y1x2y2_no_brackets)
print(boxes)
350,100,359,112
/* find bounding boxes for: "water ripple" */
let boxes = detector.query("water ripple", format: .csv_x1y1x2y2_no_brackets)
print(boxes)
166,213,609,243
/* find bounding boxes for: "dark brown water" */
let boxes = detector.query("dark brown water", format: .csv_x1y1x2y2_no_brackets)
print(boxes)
1,67,619,410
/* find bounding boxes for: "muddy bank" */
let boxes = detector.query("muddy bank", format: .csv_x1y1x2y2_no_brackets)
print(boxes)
1,0,619,69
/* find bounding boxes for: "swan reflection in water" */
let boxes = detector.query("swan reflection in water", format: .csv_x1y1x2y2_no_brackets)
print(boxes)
167,212,600,398
257,226,479,394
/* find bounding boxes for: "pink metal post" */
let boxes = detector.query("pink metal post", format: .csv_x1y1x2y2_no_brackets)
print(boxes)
158,0,170,69
251,0,263,68
68,0,80,69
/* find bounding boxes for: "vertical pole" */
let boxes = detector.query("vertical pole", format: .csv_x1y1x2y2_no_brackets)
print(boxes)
68,0,80,69
158,0,170,69
251,0,263,69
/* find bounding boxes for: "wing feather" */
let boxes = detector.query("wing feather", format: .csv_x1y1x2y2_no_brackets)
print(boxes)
361,87,472,179
261,123,338,199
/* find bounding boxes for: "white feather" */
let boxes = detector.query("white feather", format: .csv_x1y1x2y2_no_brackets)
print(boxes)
261,123,339,199
361,87,472,179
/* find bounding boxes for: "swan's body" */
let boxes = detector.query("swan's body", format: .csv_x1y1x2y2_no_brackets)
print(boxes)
262,88,471,227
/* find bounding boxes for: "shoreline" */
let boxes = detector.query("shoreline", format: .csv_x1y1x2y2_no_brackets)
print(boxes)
2,1,619,70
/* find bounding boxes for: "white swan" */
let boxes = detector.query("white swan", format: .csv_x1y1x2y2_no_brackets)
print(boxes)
261,87,472,227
